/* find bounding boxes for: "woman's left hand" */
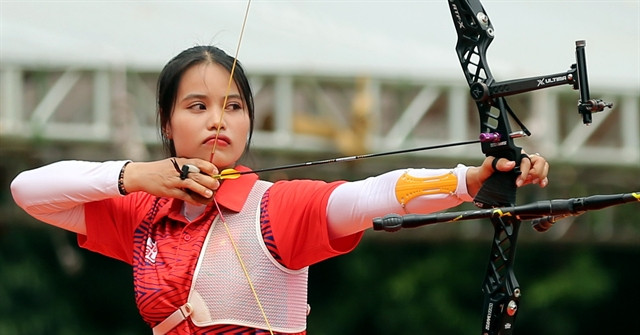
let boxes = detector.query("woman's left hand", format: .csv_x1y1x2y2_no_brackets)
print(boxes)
467,152,550,197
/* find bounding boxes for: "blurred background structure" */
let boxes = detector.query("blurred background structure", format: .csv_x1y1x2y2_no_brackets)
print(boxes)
1,1,639,334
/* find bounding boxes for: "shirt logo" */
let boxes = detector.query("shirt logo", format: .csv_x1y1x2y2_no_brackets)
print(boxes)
145,236,158,264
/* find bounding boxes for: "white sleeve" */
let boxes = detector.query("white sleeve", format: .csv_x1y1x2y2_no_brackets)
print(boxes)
10,160,130,235
326,164,472,239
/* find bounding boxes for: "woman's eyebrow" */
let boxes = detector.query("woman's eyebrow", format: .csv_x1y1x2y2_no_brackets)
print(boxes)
179,93,208,103
179,92,242,103
225,93,243,100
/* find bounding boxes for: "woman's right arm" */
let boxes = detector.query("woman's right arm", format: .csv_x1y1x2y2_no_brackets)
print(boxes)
10,160,129,235
11,158,223,235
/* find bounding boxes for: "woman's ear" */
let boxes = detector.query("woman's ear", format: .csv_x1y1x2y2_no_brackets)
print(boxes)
163,125,172,139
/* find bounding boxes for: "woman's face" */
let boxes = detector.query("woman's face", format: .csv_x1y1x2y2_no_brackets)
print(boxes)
166,62,250,169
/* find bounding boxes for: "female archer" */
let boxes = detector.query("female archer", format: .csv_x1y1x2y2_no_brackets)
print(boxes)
11,45,549,335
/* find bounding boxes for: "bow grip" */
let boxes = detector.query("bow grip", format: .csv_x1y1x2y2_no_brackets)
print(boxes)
474,150,522,208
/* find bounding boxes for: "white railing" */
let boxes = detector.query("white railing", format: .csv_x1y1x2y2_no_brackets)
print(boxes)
1,65,638,167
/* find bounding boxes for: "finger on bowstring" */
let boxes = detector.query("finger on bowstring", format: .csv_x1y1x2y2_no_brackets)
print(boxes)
179,160,219,182
188,169,220,191
196,160,219,177
176,160,218,187
186,192,214,206
180,178,214,200
182,159,218,176
173,187,213,206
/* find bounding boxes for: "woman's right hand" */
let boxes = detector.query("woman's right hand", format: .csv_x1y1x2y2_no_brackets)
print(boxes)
122,158,220,205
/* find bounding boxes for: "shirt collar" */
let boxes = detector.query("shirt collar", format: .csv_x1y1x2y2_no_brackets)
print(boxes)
212,165,258,212
161,165,258,224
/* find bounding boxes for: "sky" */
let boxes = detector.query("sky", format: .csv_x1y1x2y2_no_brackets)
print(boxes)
1,0,639,90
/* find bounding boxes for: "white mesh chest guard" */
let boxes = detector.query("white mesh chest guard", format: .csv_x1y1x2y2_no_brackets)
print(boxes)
187,180,309,333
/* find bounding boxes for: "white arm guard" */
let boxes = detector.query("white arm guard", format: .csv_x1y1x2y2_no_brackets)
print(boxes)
10,160,129,234
326,164,472,239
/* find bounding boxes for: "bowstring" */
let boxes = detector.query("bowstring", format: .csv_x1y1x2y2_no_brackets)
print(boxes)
212,199,275,334
207,1,274,334
209,0,252,163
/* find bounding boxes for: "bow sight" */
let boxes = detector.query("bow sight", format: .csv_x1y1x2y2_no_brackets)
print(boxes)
468,39,613,125
448,0,613,128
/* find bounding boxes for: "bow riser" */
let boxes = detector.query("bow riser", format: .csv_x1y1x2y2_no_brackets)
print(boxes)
448,1,524,334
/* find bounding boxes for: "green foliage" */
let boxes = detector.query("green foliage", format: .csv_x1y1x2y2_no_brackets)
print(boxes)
0,225,147,335
307,239,640,335
1,223,639,334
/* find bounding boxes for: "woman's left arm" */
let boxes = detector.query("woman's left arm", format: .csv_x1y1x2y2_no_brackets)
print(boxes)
326,165,472,239
326,154,549,239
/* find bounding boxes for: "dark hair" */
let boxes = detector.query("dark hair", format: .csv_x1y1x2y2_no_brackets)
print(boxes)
157,45,254,157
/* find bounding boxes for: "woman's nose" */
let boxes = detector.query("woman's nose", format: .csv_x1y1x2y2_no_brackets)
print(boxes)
207,107,225,130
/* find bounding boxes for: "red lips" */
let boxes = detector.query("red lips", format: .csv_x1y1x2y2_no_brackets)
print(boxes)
204,134,230,146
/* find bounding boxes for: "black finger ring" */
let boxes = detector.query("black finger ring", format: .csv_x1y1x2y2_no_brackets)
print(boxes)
491,158,500,172
180,165,189,180
179,164,200,180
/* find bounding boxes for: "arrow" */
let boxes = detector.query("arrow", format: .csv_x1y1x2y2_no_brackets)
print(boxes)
211,139,481,180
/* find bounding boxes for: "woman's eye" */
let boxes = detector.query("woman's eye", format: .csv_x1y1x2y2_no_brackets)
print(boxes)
190,103,206,110
226,102,243,111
